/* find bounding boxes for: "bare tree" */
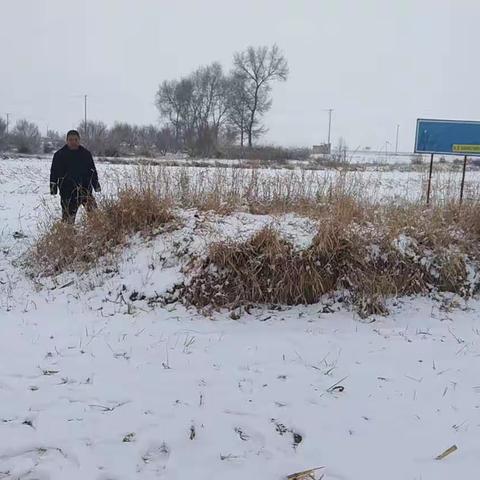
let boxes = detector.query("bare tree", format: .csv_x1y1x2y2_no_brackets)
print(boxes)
226,75,247,147
193,63,230,140
110,122,137,147
232,44,288,147
226,74,265,148
331,137,348,163
106,122,138,155
78,120,109,155
156,126,179,155
44,129,64,153
135,125,159,157
11,119,41,154
155,63,231,155
191,63,231,155
156,78,195,145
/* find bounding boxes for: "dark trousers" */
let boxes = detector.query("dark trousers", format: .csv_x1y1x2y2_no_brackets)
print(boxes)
60,189,97,224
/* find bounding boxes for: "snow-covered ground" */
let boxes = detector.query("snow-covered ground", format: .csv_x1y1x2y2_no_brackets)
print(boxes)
1,157,480,479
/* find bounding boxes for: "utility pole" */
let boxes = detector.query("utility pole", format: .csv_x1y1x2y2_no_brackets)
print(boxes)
327,108,333,148
84,94,88,139
395,124,400,154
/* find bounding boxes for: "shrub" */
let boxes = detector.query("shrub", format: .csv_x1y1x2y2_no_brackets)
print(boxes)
184,203,480,317
219,145,310,163
410,154,423,165
31,187,176,275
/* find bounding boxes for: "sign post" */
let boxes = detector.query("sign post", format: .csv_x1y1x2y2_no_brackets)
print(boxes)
415,119,480,204
426,153,434,205
460,155,468,204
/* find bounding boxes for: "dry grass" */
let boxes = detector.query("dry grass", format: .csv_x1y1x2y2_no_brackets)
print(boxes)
107,165,386,216
116,164,480,215
32,186,176,275
28,163,480,316
184,201,480,317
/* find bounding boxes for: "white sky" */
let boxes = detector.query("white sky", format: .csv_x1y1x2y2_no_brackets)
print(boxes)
0,0,478,151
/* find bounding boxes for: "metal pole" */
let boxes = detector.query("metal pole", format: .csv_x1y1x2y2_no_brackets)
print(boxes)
395,124,400,154
327,109,333,147
460,155,468,204
84,94,88,139
426,153,434,205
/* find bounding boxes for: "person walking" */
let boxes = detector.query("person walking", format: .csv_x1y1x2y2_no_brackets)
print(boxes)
50,130,101,223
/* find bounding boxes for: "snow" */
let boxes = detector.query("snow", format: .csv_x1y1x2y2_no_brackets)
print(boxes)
1,157,480,479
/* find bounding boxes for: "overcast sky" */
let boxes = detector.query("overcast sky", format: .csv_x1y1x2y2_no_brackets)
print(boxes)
0,0,477,151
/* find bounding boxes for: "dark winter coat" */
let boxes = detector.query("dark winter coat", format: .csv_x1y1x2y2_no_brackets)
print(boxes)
50,145,100,196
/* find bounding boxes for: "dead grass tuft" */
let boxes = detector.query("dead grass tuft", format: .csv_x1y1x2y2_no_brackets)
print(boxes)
31,187,176,275
185,227,333,307
184,202,480,317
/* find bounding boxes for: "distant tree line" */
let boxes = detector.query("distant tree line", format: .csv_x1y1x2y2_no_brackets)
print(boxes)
0,45,288,157
0,118,44,154
0,118,181,157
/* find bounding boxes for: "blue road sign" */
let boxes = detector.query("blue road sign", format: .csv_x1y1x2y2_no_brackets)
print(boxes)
415,118,480,156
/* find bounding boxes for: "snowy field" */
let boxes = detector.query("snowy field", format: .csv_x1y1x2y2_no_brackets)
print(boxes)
1,157,480,479
3,156,480,208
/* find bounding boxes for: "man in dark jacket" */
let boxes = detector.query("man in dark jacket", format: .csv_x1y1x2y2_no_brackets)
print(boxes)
50,130,101,223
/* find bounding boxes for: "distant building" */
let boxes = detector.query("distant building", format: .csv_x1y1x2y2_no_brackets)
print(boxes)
312,143,331,155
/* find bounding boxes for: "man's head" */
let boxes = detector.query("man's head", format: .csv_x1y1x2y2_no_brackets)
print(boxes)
66,130,80,150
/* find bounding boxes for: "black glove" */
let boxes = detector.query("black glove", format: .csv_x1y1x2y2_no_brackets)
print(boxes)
50,183,57,195
94,185,101,193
